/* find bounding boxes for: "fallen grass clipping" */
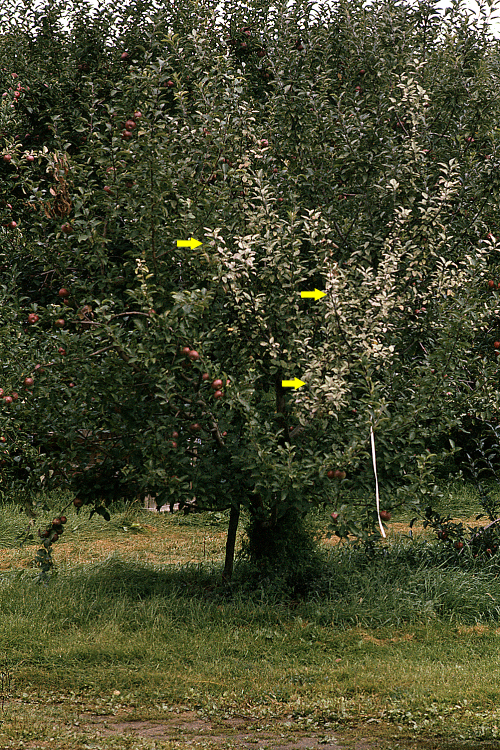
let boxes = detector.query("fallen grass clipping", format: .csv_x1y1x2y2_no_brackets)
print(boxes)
1,484,500,749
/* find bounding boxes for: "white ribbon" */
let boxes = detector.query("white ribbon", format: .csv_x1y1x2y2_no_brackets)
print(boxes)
371,421,386,538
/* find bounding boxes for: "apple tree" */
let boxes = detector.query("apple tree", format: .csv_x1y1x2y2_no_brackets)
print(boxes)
2,0,500,581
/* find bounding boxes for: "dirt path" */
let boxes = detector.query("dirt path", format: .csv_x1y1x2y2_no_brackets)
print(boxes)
16,706,499,750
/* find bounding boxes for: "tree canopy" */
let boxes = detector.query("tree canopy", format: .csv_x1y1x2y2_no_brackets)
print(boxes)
2,0,500,579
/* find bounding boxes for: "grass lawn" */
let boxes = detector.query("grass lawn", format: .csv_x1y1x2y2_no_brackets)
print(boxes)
1,480,500,749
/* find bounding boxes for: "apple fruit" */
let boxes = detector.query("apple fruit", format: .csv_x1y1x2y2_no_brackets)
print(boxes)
26,154,35,162
454,541,464,550
103,185,112,193
166,80,174,87
188,350,200,361
52,517,61,526
73,497,84,507
58,288,69,297
495,342,500,349
121,130,133,139
214,390,223,399
60,516,67,524
134,111,142,119
51,532,59,542
261,139,269,146
202,373,210,381
181,346,191,356
327,470,335,479
24,377,34,387
61,223,73,234
189,423,201,432
2,154,12,162
212,379,223,390
8,221,17,229
11,392,18,400
58,347,66,355
222,431,227,437
331,512,339,522
172,431,179,438
125,119,136,130
68,382,75,387
171,441,177,448
379,510,391,522
3,395,12,404
438,530,448,541
55,318,65,327
121,52,129,60
0,436,6,443
27,313,39,324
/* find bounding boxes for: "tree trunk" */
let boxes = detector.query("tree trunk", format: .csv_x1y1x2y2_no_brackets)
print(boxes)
222,502,240,580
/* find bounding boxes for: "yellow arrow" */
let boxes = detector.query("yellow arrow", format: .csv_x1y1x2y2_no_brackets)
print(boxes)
176,237,202,250
281,378,306,390
300,289,326,301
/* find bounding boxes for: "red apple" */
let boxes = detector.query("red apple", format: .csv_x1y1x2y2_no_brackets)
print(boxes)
125,119,136,130
24,377,34,387
55,318,65,327
58,347,66,355
58,288,69,297
60,516,67,524
202,373,210,381
121,52,129,60
103,185,112,193
2,154,12,162
27,313,39,324
171,441,177,448
52,517,61,526
73,497,84,507
61,223,73,234
134,111,142,119
189,423,201,432
68,382,75,387
454,541,464,550
188,350,200,361
327,470,335,479
181,346,191,356
0,436,6,443
8,221,17,229
214,390,223,399
3,395,12,404
11,392,18,400
261,139,269,146
172,431,179,438
222,431,227,437
331,512,339,522
166,80,174,87
121,130,133,139
379,510,391,522
212,379,223,390
495,342,500,349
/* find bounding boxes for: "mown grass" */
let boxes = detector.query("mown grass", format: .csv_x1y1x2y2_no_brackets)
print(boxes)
1,482,500,748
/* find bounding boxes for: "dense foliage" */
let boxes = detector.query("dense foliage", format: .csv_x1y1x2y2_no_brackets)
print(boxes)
2,0,500,578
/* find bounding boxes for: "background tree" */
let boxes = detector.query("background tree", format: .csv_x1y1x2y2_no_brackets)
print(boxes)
1,0,500,583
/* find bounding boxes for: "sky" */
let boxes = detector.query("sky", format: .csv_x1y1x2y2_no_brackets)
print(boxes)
17,0,500,44
27,0,500,39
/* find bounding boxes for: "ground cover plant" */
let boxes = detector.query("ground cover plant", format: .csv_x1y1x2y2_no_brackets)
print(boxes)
2,483,500,748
